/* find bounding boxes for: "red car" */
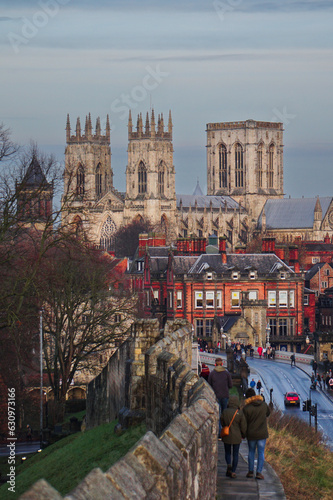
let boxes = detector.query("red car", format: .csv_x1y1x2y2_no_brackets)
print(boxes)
200,364,210,380
284,392,300,407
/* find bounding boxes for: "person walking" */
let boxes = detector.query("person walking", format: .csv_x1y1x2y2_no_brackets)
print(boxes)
243,387,270,480
256,380,262,395
220,395,247,479
208,357,233,436
250,378,256,390
290,353,296,367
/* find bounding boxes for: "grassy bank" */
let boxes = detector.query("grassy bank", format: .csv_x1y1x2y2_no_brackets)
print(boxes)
0,420,146,499
266,409,333,500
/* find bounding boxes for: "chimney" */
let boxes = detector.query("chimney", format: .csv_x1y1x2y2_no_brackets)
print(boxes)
262,237,275,253
289,245,300,273
219,236,227,264
235,245,246,254
275,246,285,261
138,233,148,257
324,233,330,244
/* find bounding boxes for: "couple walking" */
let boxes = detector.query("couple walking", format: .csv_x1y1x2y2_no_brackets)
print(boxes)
208,358,270,480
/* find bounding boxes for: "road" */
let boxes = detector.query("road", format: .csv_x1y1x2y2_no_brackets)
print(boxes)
246,357,333,451
0,442,41,457
202,353,333,451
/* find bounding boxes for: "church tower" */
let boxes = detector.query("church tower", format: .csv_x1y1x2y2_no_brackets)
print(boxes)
206,119,284,220
124,110,177,238
63,113,112,208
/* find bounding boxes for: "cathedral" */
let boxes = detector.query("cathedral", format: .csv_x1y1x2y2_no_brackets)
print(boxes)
62,111,288,251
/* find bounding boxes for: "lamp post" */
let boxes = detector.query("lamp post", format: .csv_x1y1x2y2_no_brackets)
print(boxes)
39,309,43,449
266,322,271,349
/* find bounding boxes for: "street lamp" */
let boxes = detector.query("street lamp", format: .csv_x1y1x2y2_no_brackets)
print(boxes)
266,322,271,348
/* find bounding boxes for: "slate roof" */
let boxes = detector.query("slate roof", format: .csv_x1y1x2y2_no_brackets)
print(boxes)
216,315,240,332
258,197,333,229
305,262,326,281
303,242,333,252
188,253,293,275
22,156,49,187
176,194,242,210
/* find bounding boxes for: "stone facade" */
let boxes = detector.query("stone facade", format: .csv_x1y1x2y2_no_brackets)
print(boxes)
206,120,284,220
62,113,286,251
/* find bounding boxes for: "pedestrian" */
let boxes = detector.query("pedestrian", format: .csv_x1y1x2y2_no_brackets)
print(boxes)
256,380,262,395
317,375,322,389
250,378,256,390
220,395,247,479
257,346,263,359
311,372,315,384
312,360,318,376
262,347,267,359
329,377,333,391
26,424,32,442
243,387,270,481
325,374,330,390
208,357,233,437
250,347,254,358
199,363,210,381
290,354,296,367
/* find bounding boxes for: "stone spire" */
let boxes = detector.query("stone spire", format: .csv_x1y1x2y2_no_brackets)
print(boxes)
95,117,101,137
66,114,71,142
150,109,156,138
128,110,133,137
106,114,110,142
168,110,173,137
76,117,81,139
145,112,150,134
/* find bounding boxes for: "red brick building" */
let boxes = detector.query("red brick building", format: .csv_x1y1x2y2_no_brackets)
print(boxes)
129,236,309,352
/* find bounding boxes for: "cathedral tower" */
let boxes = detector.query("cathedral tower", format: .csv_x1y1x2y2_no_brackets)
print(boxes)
206,119,284,219
124,109,177,237
63,113,112,207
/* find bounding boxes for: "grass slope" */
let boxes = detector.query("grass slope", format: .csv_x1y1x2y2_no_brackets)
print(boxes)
0,420,146,499
266,409,333,500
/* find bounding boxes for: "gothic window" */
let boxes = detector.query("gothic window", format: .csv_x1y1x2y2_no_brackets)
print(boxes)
219,144,228,188
257,143,263,188
138,161,147,194
268,144,274,188
158,161,165,195
95,163,102,197
100,216,116,251
234,143,244,187
76,164,85,196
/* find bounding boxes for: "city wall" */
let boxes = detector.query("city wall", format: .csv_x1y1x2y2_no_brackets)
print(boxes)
21,319,219,500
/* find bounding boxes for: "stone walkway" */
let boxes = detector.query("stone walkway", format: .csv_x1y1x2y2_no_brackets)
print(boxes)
216,440,286,500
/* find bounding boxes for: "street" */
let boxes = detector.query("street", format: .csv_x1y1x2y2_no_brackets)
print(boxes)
201,353,333,451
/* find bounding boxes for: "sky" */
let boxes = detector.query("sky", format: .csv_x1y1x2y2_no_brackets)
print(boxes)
0,0,333,198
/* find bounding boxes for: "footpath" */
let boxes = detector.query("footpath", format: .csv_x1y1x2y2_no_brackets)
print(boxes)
215,359,333,499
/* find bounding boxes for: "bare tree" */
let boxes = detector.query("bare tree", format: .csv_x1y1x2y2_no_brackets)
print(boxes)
37,238,137,420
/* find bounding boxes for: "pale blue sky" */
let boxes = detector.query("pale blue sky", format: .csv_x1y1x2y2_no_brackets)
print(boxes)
0,0,332,197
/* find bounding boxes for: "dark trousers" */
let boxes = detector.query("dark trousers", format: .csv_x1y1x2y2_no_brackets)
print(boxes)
224,443,240,473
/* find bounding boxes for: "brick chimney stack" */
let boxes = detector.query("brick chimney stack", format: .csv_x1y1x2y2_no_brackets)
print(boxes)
219,237,227,264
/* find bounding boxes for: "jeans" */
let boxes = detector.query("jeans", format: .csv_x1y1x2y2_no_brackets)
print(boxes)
248,439,266,473
224,443,240,472
218,397,229,435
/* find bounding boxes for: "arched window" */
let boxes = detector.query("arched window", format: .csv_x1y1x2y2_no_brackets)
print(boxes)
257,143,263,188
100,216,116,251
138,161,147,194
235,143,244,188
95,163,102,197
76,164,85,196
158,161,165,195
219,144,228,188
268,144,274,188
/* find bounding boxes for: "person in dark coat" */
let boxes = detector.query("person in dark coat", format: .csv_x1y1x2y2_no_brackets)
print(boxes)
208,357,233,436
220,395,247,479
243,388,270,480
256,380,262,395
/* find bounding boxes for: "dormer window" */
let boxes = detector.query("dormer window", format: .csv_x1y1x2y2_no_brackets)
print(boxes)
232,271,239,280
206,272,213,280
280,272,286,280
137,261,144,271
249,271,256,280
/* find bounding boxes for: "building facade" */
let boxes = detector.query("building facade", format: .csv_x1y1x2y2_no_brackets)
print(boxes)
206,120,284,220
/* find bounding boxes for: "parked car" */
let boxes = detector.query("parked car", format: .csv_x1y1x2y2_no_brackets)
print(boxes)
284,391,300,407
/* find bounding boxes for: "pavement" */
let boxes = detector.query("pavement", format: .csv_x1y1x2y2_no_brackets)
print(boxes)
217,440,286,500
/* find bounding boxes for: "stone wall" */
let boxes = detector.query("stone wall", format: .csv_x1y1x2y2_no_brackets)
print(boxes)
20,319,219,500
85,337,132,429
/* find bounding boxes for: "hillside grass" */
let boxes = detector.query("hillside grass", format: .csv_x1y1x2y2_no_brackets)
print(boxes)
266,408,333,500
0,419,146,499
